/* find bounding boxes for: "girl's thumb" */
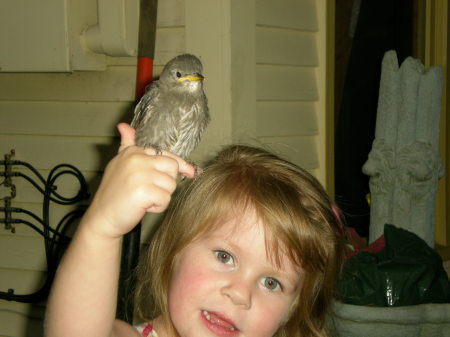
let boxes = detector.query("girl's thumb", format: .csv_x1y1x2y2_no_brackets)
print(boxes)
117,123,136,152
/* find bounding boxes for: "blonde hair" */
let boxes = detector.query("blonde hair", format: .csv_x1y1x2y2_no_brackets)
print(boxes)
135,145,345,337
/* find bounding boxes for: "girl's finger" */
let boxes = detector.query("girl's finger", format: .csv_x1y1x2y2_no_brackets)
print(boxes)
144,185,173,213
143,147,197,179
117,123,136,152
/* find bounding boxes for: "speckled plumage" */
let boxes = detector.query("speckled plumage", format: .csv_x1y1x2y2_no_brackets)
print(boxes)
131,54,210,159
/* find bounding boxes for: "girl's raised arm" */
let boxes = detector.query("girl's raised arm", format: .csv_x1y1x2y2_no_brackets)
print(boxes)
44,124,195,337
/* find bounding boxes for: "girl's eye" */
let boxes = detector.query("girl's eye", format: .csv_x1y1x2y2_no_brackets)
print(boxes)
176,71,182,78
215,250,234,265
262,277,281,291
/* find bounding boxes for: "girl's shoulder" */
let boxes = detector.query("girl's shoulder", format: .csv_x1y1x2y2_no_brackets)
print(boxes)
134,322,159,337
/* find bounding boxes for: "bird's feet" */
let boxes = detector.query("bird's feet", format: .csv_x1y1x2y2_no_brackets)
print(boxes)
188,160,203,178
180,159,202,180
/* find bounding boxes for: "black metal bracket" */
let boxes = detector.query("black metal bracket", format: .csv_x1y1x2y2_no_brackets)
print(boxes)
0,149,89,303
1,150,17,233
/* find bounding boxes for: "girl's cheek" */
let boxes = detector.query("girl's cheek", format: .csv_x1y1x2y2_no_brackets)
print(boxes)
256,291,298,326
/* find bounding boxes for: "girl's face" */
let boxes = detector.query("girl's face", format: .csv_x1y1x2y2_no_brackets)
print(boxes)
165,209,302,337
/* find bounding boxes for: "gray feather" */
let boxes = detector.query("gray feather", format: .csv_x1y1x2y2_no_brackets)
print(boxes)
131,54,210,158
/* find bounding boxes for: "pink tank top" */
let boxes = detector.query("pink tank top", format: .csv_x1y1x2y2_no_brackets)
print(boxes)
135,323,158,337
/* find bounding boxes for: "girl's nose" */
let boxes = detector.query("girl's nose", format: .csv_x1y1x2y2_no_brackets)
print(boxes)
221,279,252,309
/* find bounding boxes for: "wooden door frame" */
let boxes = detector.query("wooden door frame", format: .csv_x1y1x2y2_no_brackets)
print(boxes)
423,0,450,258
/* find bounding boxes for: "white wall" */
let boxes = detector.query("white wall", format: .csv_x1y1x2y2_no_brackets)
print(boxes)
255,0,322,176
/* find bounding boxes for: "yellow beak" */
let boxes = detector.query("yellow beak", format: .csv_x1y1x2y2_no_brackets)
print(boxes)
177,75,204,82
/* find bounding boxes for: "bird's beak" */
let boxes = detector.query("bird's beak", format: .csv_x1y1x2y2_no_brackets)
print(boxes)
177,73,204,82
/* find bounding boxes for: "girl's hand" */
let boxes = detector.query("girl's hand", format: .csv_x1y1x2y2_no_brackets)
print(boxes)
82,123,196,239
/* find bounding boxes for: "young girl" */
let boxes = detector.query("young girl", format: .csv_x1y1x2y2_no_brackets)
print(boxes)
45,123,345,337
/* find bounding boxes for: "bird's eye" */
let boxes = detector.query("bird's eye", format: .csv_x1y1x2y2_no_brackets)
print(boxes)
176,72,182,78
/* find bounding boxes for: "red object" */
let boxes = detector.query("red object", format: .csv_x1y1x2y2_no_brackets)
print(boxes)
141,324,153,337
345,227,386,258
135,57,154,99
365,235,385,254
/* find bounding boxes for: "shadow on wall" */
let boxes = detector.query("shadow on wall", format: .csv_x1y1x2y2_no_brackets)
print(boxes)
18,48,153,335
21,103,138,337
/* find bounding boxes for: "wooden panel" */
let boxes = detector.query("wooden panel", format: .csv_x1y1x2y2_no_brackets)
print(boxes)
258,135,318,170
316,0,335,190
106,56,137,67
256,65,318,101
0,269,48,295
0,0,70,72
256,27,317,66
157,0,185,27
0,311,44,337
0,66,135,102
0,236,46,271
153,28,186,65
256,102,317,137
0,135,118,171
0,101,134,137
0,301,45,318
256,0,318,31
0,302,45,337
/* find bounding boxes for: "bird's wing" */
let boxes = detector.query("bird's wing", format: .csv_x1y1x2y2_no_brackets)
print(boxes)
131,83,160,129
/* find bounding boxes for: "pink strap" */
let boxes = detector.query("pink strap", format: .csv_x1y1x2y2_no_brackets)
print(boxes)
141,324,153,337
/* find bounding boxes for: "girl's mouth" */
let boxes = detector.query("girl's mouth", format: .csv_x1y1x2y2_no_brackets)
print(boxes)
201,310,239,336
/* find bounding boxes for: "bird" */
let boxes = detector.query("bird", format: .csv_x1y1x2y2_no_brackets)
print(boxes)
131,53,210,159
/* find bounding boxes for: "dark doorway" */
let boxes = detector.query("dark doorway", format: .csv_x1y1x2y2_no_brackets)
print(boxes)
334,0,414,237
